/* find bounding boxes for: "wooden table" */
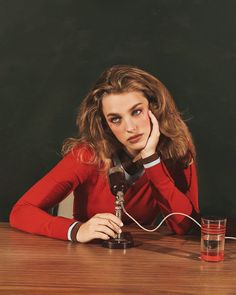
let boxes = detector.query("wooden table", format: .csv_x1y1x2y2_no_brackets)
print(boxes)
1,222,236,295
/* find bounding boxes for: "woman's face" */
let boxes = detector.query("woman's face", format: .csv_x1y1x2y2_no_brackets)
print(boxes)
102,91,151,157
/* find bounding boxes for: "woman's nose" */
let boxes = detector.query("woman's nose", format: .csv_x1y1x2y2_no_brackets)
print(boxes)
125,118,136,132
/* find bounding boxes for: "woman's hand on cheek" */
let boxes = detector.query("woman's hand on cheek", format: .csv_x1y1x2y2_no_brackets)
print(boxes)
140,110,160,159
76,213,123,243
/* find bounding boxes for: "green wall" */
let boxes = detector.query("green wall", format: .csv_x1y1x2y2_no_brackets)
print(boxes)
1,0,236,221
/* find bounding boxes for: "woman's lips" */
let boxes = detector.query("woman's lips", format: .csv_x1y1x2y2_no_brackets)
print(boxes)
128,134,143,143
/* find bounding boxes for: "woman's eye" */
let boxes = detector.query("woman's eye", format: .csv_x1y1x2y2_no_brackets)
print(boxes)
110,117,121,124
132,109,142,116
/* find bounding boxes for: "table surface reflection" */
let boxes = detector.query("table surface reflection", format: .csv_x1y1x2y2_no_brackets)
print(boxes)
1,222,236,294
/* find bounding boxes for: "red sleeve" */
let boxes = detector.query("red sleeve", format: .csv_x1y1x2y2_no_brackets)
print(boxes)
144,160,199,234
10,147,93,240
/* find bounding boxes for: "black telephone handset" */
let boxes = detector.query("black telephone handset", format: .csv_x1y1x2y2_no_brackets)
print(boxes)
108,166,126,196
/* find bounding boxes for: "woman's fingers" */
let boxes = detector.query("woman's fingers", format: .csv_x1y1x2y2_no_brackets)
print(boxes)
140,111,160,158
94,213,123,234
93,232,110,240
94,224,119,239
76,213,123,243
95,213,123,227
148,110,160,136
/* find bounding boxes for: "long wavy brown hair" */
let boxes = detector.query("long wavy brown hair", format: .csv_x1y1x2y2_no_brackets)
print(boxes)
62,65,196,169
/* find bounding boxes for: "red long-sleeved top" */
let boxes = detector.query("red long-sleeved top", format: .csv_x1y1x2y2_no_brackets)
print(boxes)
10,146,199,240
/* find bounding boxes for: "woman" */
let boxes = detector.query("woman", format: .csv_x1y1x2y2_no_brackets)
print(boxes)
10,65,199,242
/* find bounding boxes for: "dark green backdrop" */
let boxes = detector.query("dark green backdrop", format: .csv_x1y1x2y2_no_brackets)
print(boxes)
1,0,236,221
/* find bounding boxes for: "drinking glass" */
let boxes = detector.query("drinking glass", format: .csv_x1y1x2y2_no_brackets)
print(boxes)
201,217,227,262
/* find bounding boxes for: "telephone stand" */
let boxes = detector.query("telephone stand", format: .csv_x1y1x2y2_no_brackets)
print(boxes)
102,191,134,249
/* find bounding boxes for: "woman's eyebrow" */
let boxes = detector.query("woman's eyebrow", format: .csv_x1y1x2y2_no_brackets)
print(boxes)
106,112,120,118
106,103,143,117
129,103,143,111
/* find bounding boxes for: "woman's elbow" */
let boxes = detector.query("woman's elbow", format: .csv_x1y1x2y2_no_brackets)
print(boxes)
9,204,20,229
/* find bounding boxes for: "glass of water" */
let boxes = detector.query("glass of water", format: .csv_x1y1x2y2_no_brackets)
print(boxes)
201,216,227,262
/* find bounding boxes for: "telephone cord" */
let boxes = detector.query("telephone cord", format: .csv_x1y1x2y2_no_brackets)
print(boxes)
121,203,236,240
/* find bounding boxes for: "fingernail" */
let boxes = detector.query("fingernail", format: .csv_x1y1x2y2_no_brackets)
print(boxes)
120,222,123,227
119,229,122,233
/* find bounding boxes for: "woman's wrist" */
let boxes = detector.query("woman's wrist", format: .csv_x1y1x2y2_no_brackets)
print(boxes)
140,150,157,159
71,222,82,242
141,152,159,163
141,152,161,168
